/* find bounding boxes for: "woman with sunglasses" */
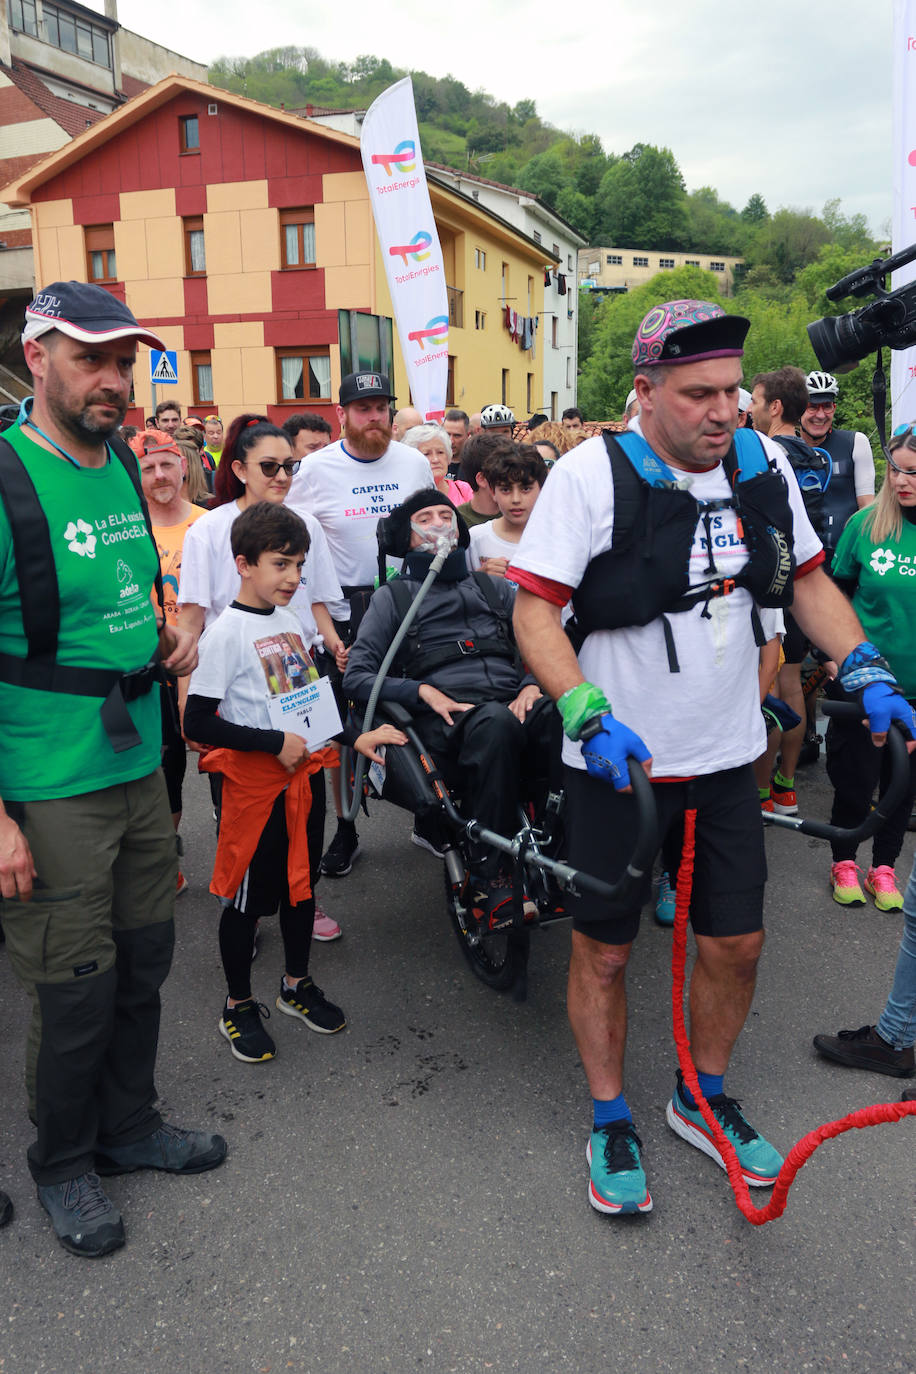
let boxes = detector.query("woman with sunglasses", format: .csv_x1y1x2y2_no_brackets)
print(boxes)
178,414,348,941
824,424,916,911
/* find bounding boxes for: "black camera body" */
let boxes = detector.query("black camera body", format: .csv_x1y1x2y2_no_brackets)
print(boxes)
807,244,916,373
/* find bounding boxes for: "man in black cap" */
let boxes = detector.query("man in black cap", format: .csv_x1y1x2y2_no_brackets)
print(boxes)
0,282,226,1258
510,298,916,1218
343,488,559,922
288,373,429,875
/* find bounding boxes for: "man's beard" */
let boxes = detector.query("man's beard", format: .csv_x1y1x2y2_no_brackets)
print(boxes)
349,422,392,459
46,377,127,443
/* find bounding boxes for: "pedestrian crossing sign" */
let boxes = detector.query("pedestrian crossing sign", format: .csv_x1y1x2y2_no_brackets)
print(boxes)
150,350,178,385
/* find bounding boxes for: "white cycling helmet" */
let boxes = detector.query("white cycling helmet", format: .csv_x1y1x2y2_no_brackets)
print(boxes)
805,370,838,400
480,403,516,429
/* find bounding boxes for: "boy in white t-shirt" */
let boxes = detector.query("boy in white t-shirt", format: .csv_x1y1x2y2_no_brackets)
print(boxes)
467,445,548,582
184,502,402,1064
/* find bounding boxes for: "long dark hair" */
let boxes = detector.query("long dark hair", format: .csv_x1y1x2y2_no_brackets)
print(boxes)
212,414,291,506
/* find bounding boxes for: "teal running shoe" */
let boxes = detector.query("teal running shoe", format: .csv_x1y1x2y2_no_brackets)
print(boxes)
586,1121,653,1215
655,871,675,926
665,1070,782,1187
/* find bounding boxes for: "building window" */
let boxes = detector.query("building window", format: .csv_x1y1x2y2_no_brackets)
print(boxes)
36,3,111,65
552,242,560,258
709,261,726,272
607,254,622,266
276,348,332,403
550,391,558,420
475,310,486,330
567,254,573,271
191,351,214,406
685,259,700,267
280,208,316,269
526,373,533,413
184,217,205,276
447,286,464,329
633,256,649,268
447,356,455,407
85,225,116,283
475,247,486,270
338,310,394,377
179,115,200,154
566,356,573,388
10,0,38,37
501,369,510,406
551,316,559,349
659,258,675,269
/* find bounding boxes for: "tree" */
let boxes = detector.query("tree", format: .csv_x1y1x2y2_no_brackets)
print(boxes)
746,207,831,284
556,187,594,238
592,144,689,250
518,150,569,206
741,193,769,224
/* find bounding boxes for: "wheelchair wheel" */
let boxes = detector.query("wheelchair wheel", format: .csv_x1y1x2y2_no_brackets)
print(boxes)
443,863,529,992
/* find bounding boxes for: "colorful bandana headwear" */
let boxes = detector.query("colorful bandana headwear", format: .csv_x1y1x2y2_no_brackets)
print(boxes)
632,299,749,369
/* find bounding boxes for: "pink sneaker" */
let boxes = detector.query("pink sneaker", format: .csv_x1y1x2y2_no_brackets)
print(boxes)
830,861,865,907
312,906,342,941
864,865,904,912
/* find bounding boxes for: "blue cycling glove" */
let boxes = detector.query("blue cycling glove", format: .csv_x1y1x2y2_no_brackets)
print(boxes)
838,641,916,740
580,712,652,791
860,682,916,740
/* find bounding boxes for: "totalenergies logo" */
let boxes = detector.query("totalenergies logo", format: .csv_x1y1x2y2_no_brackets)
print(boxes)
408,316,449,348
371,140,416,176
389,231,432,266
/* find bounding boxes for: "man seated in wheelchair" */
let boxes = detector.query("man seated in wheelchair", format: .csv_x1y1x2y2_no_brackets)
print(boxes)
342,488,562,928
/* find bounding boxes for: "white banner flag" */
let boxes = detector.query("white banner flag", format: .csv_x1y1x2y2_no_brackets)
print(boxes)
891,0,916,427
361,78,449,421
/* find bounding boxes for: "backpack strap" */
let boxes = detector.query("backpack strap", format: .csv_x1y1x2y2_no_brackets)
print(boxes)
601,431,647,551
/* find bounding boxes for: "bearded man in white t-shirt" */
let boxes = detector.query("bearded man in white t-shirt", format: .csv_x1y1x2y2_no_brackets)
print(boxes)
510,299,916,1218
287,372,429,876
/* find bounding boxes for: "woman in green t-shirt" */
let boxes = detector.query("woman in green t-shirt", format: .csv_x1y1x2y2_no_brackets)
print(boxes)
825,425,916,912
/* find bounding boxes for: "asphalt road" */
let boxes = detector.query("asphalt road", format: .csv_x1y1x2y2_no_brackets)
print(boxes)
1,746,914,1374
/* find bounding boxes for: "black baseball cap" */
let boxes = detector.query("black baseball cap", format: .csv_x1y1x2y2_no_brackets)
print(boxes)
339,371,394,405
22,281,165,350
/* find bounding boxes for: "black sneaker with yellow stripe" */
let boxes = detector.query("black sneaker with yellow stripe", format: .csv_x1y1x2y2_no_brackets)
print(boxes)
276,977,347,1034
219,998,276,1063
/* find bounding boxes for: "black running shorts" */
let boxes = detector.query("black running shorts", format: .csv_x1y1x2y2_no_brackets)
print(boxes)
564,762,766,945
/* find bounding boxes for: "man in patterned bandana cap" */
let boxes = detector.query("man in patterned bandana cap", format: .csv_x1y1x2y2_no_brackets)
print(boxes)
509,297,916,1218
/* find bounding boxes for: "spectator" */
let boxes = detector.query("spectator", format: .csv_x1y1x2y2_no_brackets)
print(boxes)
393,406,423,440
455,431,503,528
402,421,473,506
154,399,181,436
283,412,332,459
467,444,547,582
562,407,584,433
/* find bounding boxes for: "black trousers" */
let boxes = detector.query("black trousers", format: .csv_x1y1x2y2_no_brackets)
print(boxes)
826,690,916,867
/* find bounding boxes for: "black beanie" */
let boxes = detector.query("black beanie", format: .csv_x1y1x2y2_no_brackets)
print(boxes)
376,487,470,558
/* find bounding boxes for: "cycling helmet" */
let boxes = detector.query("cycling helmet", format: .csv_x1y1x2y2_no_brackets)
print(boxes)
805,371,838,400
479,403,515,429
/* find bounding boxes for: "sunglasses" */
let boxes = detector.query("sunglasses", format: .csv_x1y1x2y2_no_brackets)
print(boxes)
886,450,916,477
252,459,301,478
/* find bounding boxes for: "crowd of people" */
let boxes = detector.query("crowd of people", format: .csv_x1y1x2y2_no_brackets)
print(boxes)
0,280,914,1253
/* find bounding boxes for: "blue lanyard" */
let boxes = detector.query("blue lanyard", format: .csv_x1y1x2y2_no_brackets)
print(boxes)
17,396,109,469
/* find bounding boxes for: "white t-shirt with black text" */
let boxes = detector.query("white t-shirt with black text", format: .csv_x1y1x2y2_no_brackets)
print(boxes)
189,603,313,730
287,440,430,618
511,427,822,777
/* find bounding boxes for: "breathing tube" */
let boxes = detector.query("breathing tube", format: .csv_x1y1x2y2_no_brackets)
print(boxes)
340,532,454,824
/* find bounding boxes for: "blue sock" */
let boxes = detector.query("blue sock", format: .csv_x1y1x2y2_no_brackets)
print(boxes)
593,1093,632,1128
680,1071,724,1109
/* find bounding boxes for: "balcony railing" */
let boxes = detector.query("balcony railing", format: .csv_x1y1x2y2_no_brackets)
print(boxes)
447,285,464,328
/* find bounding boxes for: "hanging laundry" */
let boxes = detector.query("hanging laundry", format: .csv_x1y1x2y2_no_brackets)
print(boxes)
557,274,567,296
544,269,552,287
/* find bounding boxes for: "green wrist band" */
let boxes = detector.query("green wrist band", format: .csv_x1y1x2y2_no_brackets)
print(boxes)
557,681,612,740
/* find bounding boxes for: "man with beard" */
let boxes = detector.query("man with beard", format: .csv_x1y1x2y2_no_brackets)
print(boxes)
0,283,226,1258
288,372,429,875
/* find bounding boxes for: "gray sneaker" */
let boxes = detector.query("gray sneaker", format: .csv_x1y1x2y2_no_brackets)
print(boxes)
95,1123,227,1176
37,1172,124,1258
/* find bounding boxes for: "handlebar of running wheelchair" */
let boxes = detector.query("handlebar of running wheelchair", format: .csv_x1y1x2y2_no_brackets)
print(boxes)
376,703,659,904
464,760,659,905
762,701,911,843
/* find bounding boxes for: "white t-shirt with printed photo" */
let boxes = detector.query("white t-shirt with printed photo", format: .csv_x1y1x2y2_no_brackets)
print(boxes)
511,426,822,777
287,440,431,617
177,499,342,647
189,603,313,729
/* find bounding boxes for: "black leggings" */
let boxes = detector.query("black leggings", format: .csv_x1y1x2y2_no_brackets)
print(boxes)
826,688,916,867
218,771,326,1000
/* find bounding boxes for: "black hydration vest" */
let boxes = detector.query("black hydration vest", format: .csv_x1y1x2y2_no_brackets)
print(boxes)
386,567,517,680
571,429,796,672
816,429,859,553
770,433,831,544
0,430,164,753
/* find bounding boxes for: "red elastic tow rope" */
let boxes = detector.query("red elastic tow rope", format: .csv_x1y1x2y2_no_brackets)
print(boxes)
671,808,916,1225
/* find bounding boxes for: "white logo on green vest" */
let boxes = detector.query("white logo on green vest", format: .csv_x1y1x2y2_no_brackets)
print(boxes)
870,548,896,576
63,518,97,559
